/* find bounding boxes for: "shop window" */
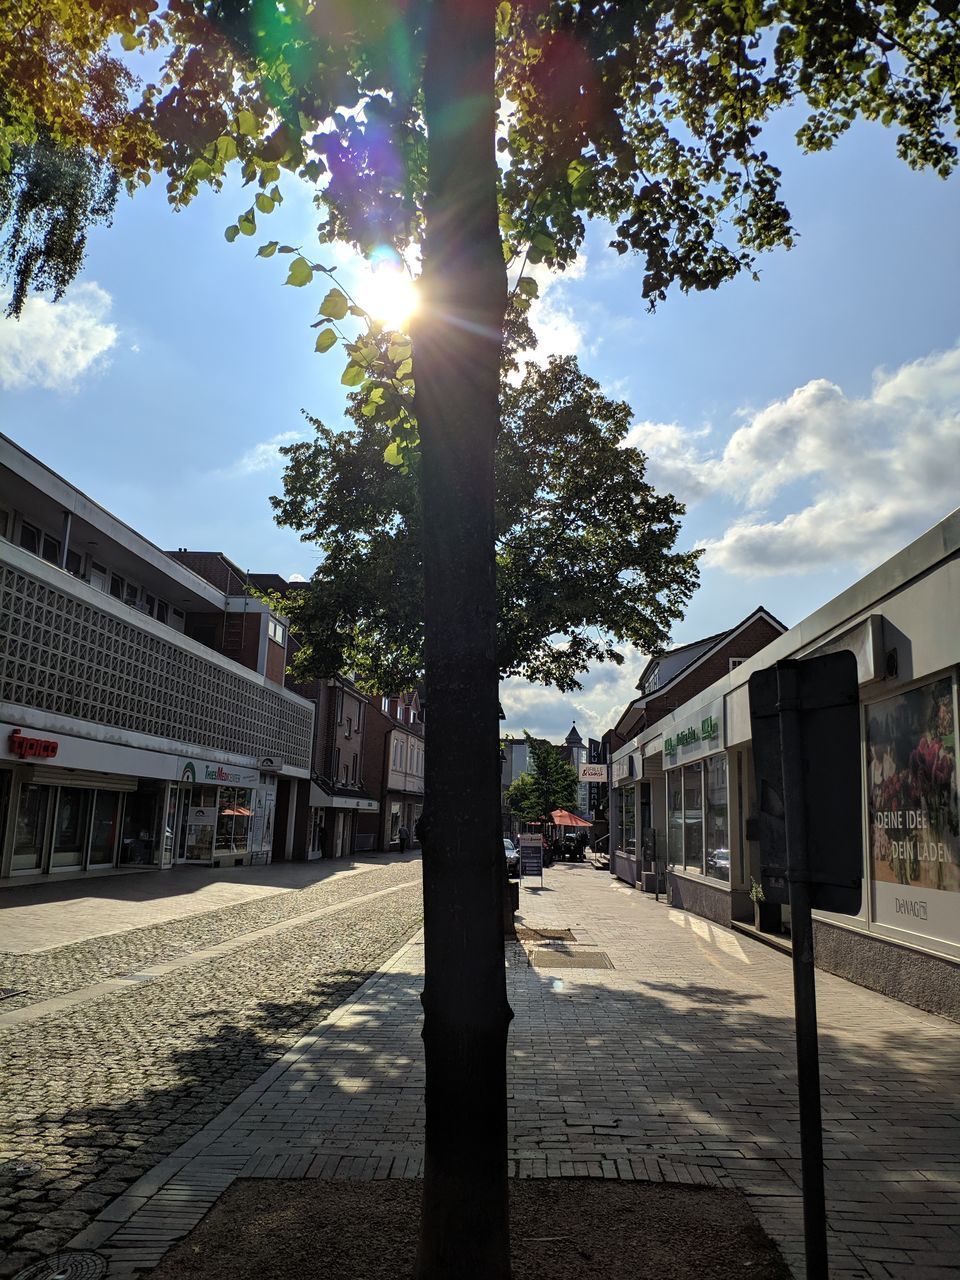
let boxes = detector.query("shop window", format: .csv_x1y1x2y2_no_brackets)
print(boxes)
216,786,252,852
682,763,704,873
667,773,683,866
704,756,730,882
619,786,636,856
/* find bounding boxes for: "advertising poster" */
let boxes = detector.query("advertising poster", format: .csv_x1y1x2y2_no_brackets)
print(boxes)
866,677,959,947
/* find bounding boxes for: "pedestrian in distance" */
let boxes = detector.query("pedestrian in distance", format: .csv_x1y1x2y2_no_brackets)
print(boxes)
398,824,409,853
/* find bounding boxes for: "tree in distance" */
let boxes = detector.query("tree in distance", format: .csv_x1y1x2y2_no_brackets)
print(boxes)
271,348,700,696
2,4,958,1277
505,732,579,824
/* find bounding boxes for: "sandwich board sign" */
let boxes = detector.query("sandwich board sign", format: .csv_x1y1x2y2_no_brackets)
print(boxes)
518,833,543,883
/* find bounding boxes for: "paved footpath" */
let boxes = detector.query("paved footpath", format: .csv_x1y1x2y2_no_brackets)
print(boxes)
65,864,959,1280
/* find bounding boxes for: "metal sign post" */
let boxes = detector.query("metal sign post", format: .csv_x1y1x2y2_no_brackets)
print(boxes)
749,653,863,1280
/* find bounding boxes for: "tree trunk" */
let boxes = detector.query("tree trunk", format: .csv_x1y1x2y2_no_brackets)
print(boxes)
412,1,512,1277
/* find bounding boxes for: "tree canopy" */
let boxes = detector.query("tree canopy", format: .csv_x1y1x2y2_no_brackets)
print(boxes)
270,350,700,693
505,732,579,822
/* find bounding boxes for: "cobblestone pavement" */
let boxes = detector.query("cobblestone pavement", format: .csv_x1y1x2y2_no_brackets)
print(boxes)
0,857,423,1277
76,862,960,1280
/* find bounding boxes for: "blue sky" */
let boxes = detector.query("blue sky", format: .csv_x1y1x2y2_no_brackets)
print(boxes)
1,107,958,746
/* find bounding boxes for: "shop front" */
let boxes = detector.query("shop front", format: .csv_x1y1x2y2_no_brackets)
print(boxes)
0,726,280,880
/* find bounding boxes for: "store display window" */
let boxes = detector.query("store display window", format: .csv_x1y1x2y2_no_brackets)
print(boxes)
666,755,730,882
216,786,252,852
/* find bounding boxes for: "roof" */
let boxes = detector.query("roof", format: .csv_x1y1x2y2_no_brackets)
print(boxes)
564,722,583,745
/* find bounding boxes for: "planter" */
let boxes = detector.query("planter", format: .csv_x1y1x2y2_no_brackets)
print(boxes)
754,900,781,933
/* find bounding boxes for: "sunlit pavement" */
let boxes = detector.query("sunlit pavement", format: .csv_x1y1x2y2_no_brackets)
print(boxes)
61,862,960,1280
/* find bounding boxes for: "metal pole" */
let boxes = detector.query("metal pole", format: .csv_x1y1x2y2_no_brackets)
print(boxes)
778,666,829,1280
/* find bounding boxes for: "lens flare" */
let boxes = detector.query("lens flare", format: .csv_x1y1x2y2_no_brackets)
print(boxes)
359,264,419,330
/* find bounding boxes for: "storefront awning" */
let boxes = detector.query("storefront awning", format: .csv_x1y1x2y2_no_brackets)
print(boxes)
308,783,379,812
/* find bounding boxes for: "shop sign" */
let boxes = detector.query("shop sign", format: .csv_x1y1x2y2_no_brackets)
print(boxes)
179,758,260,787
7,729,58,760
663,699,724,765
612,754,636,786
866,676,959,948
518,833,543,880
579,762,607,783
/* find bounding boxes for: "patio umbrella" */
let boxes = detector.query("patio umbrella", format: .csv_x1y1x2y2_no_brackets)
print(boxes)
550,809,592,827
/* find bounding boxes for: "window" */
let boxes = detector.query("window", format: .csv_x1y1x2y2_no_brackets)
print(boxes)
345,716,352,739
729,658,745,671
704,756,729,882
41,533,60,564
89,562,107,592
342,762,349,784
619,786,636,856
19,521,41,555
0,507,9,539
351,752,358,784
334,747,340,779
156,600,169,625
216,787,252,853
124,580,140,608
381,697,389,713
682,763,703,873
336,688,344,723
110,573,124,600
65,549,83,577
268,616,286,645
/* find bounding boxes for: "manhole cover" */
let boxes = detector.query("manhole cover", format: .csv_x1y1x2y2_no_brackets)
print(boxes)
14,1254,107,1280
515,927,577,942
528,949,613,969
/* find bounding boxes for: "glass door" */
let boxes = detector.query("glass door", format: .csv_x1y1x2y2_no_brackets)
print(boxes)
51,787,92,869
88,790,122,867
12,783,52,872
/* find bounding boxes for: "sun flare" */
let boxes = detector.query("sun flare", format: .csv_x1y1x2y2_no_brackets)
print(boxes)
360,266,419,331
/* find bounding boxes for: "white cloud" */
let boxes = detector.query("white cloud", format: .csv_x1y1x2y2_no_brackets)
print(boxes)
0,284,118,391
288,572,307,583
628,344,960,576
224,431,301,477
500,646,651,744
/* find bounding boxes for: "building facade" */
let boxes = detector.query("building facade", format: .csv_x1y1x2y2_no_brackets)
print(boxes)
357,692,424,851
0,436,313,883
611,512,960,1020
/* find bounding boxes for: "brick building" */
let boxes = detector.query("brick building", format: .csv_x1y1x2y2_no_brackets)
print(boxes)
357,691,424,852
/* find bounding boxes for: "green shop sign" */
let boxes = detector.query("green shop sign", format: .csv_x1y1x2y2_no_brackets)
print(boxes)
664,711,721,759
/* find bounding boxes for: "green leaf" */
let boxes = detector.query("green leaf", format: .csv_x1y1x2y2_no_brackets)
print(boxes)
257,241,278,258
319,288,350,319
517,276,539,299
216,136,238,162
255,192,274,214
314,327,337,352
224,224,240,243
383,440,404,466
120,32,140,51
341,362,366,387
237,110,258,137
388,340,412,362
278,245,297,254
532,232,555,254
238,210,256,236
285,257,313,287
396,357,413,380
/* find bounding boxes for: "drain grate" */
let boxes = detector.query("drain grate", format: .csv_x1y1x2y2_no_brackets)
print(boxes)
14,1253,107,1280
515,927,577,942
528,949,613,969
0,1158,42,1181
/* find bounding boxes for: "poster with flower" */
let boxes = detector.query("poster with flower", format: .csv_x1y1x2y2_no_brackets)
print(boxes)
866,676,959,947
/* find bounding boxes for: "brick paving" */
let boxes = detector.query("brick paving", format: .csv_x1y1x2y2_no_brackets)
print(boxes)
0,857,423,1277
68,861,960,1280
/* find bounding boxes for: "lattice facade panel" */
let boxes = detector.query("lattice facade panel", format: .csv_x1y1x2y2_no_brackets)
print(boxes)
1,564,312,769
